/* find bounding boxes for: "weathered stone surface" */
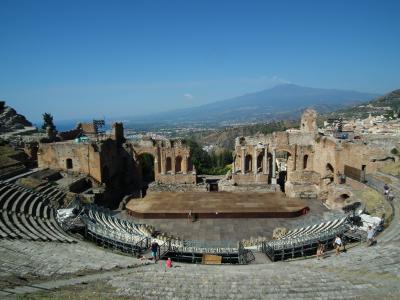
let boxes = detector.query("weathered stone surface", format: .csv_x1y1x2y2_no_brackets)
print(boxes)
0,102,32,133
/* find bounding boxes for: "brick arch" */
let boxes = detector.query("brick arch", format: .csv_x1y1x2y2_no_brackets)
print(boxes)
175,155,182,173
274,148,294,157
133,147,158,157
133,147,161,175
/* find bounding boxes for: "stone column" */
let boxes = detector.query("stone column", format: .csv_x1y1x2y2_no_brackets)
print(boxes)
171,152,176,175
241,148,246,174
253,148,257,175
263,147,268,175
160,150,166,175
272,148,277,184
154,157,158,176
183,155,188,174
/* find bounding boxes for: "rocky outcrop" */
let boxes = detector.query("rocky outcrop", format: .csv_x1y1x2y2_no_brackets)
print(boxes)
0,101,32,133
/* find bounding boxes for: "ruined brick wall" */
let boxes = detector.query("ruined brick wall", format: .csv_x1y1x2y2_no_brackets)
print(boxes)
232,131,314,185
300,108,318,134
130,138,197,185
38,141,103,182
311,136,395,183
80,123,97,135
231,108,399,192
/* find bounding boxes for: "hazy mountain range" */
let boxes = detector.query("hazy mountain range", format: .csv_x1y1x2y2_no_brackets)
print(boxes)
128,84,379,125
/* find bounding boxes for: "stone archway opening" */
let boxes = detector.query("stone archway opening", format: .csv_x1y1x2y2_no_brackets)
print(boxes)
245,154,252,173
175,156,183,173
166,157,172,173
138,153,155,184
325,163,334,184
276,150,291,192
66,158,73,169
257,151,264,173
303,155,309,170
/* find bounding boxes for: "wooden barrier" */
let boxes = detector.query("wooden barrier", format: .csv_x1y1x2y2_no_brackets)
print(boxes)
202,254,222,265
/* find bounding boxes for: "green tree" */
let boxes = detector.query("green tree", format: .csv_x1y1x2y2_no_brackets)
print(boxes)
42,113,56,131
186,139,212,174
186,139,234,175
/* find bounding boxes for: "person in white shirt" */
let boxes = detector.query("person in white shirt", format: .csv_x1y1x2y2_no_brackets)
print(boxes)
367,226,375,246
333,235,342,255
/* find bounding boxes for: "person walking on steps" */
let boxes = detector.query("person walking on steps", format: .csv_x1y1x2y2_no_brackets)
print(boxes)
367,225,375,246
316,240,325,260
150,240,159,263
333,235,342,256
384,183,390,199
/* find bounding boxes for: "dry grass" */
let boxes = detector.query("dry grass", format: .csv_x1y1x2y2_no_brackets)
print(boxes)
379,161,400,177
17,177,46,189
352,187,393,226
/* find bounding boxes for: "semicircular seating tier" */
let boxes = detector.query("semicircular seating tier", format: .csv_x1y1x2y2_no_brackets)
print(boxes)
0,181,74,243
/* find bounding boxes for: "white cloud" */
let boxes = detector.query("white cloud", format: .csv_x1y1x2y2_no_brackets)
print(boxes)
183,93,194,100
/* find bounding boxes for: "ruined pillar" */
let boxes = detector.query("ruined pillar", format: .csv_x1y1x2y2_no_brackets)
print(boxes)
171,157,176,175
253,148,257,175
154,157,158,176
183,155,188,174
272,148,277,184
241,147,246,174
160,150,166,175
263,147,268,175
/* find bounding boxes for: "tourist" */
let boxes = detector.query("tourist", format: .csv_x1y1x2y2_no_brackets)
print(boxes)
150,240,159,263
333,235,342,255
166,257,173,268
384,183,390,198
367,225,375,246
316,241,325,260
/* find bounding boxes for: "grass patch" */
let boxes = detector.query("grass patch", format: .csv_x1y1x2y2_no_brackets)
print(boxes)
379,161,400,177
0,144,26,176
352,187,393,226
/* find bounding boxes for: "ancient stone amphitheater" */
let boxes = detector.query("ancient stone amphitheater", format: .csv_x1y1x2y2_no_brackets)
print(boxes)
0,170,399,299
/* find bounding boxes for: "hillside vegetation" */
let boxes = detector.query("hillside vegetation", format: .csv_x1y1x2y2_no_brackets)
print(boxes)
326,89,400,120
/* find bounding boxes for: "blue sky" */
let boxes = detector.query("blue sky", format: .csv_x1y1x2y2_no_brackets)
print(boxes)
0,0,399,122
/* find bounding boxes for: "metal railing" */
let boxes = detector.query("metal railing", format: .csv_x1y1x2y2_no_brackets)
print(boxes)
261,223,349,261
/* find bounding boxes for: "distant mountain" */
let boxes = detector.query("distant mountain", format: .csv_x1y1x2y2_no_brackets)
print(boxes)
129,84,378,125
328,89,400,119
368,89,400,110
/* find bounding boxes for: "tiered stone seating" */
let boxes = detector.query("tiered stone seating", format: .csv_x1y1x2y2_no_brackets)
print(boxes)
0,181,74,243
33,183,67,207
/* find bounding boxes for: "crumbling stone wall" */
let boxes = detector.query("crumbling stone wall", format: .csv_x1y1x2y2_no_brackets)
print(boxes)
131,138,197,184
38,123,197,187
300,108,318,134
38,141,105,183
231,108,397,197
